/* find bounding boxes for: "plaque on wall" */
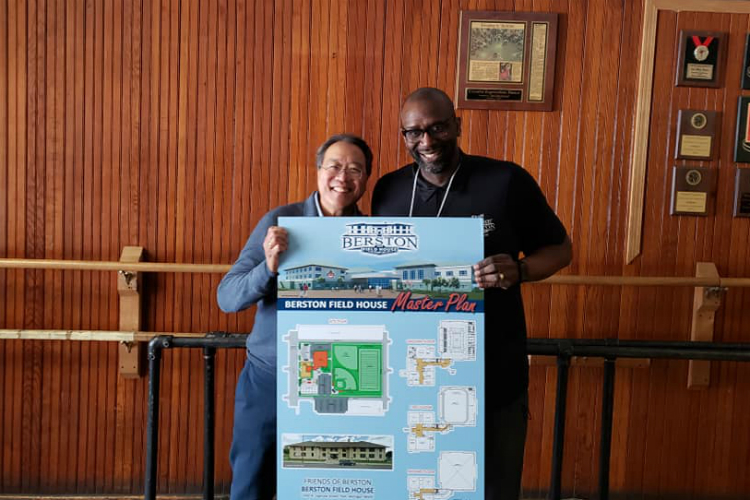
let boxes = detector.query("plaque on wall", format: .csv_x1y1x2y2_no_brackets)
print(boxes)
455,11,558,111
670,166,716,216
675,110,718,160
676,30,725,88
735,96,750,162
742,34,750,90
734,168,750,217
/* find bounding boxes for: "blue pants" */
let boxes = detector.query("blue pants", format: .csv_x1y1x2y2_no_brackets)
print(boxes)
230,359,277,500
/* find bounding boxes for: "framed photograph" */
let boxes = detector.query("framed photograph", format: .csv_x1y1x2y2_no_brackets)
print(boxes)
455,11,558,111
735,96,750,163
675,30,726,88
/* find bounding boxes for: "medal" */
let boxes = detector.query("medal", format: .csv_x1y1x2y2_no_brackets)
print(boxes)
690,112,707,130
685,169,702,187
692,35,713,62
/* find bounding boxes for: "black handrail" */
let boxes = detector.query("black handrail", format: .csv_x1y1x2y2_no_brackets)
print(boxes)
145,334,245,500
144,335,750,500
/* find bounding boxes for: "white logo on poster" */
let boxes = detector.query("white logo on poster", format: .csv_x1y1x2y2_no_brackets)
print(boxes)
472,214,495,236
342,222,418,255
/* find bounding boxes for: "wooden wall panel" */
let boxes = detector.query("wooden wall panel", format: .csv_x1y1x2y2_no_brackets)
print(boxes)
2,0,750,497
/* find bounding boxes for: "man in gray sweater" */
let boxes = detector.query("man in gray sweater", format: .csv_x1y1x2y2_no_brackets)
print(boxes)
217,134,373,500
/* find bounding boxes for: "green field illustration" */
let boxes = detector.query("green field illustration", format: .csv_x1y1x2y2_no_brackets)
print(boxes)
298,342,383,398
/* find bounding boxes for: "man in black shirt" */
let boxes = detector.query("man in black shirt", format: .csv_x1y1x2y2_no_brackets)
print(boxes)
372,87,572,500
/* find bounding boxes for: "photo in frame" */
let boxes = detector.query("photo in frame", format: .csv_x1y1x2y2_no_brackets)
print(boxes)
455,11,558,111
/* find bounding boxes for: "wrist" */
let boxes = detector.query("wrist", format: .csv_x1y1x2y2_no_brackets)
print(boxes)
517,258,529,284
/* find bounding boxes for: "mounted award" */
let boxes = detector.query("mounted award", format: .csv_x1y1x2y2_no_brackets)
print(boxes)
675,110,719,160
455,11,558,111
676,30,726,88
735,96,750,163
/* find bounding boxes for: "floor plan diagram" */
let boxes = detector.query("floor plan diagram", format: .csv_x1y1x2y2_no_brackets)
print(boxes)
404,386,477,453
401,320,476,386
284,324,391,416
407,452,477,500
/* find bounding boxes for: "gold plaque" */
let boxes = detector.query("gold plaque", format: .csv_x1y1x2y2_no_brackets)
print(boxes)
680,135,712,157
675,192,707,213
686,64,713,81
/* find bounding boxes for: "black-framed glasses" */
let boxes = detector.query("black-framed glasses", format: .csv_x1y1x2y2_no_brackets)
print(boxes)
401,117,456,142
320,163,366,179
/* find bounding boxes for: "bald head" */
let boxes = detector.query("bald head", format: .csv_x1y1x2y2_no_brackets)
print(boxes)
399,87,462,182
402,87,455,117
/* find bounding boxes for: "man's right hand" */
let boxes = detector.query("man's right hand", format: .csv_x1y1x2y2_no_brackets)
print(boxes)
263,226,288,273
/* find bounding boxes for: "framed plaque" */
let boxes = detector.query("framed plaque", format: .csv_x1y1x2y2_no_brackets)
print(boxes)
675,110,719,160
675,30,725,88
670,166,716,216
455,11,558,111
742,34,750,90
735,96,750,162
734,168,750,217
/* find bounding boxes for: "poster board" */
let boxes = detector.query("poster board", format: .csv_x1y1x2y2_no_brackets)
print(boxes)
276,217,485,500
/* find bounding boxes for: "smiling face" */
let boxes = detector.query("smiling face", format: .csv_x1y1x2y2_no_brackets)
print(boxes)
316,141,369,216
400,97,461,178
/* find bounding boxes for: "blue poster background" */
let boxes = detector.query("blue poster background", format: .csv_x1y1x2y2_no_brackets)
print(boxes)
277,217,485,500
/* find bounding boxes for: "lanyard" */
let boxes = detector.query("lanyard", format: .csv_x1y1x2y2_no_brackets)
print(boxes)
408,163,462,217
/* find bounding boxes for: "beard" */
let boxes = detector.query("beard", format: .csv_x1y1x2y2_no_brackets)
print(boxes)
409,142,458,175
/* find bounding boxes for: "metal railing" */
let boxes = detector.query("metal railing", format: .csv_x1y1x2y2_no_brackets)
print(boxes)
143,335,750,500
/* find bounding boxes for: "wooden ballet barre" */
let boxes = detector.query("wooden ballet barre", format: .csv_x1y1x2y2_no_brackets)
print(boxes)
2,257,750,287
0,329,213,342
0,258,230,273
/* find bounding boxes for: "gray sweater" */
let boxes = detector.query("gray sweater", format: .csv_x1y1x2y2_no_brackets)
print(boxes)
217,193,319,367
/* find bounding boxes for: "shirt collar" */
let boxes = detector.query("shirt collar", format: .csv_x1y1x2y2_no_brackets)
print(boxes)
412,151,467,200
313,191,362,216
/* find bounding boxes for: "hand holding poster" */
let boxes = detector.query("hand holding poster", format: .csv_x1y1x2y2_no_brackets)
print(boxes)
276,217,485,500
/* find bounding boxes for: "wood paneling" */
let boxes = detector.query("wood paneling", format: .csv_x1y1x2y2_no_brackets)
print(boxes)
2,0,750,497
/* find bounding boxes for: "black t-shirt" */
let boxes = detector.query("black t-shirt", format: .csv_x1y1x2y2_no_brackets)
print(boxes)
371,153,568,406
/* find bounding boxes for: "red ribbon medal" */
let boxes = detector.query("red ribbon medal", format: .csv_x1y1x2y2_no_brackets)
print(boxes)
691,35,714,62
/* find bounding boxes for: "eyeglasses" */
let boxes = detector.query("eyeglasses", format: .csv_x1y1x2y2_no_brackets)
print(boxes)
401,117,456,142
320,163,366,179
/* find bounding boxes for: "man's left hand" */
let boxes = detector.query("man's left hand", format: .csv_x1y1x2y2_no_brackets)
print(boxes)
473,254,518,290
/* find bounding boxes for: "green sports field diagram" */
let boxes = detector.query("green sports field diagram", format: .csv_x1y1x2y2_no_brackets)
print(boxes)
285,324,391,415
298,342,383,398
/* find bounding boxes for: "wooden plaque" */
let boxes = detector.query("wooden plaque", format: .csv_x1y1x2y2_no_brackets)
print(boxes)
675,110,719,160
670,166,716,216
676,30,726,88
455,11,558,111
734,168,750,218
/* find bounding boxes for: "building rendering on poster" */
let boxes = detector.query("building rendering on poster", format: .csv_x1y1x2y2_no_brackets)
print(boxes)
276,217,485,500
